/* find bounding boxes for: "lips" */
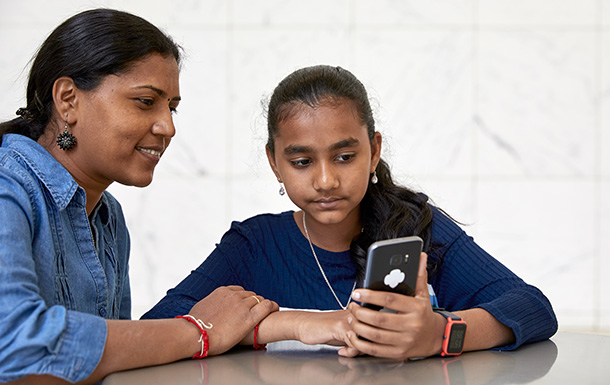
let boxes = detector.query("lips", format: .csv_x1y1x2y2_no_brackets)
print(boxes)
136,146,163,162
312,197,343,209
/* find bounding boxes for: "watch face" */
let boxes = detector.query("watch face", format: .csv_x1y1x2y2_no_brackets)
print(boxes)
447,323,467,354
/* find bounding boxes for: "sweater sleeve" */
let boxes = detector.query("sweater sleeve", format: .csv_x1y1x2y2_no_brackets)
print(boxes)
429,209,558,350
141,224,255,320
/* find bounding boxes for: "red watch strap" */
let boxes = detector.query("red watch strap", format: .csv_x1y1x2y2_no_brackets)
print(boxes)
434,308,467,356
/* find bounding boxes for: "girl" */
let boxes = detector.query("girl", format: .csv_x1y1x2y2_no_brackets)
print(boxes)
0,9,276,384
144,65,557,359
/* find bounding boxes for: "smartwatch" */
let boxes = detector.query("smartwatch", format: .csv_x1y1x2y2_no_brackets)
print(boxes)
433,308,467,356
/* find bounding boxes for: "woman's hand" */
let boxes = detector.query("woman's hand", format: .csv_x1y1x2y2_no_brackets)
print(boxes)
188,286,279,356
342,253,445,359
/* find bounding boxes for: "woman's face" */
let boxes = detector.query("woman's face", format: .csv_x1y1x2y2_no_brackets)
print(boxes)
267,99,381,229
61,53,180,190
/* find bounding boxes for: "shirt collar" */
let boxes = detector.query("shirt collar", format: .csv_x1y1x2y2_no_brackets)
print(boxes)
3,134,80,210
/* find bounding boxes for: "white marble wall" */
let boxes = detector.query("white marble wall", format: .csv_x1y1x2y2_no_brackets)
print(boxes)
1,0,608,333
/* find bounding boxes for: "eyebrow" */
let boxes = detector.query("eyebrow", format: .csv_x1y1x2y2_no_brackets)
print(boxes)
330,138,359,151
283,138,360,156
133,85,181,102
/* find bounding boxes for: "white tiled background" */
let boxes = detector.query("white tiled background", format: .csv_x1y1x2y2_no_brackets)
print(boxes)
1,0,608,334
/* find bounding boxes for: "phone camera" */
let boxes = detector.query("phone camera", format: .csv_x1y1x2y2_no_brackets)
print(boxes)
390,254,403,266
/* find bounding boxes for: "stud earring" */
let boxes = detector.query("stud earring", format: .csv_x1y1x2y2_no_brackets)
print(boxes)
371,171,378,184
56,119,77,151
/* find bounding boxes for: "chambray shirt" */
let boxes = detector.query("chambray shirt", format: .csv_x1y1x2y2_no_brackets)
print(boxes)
0,134,131,383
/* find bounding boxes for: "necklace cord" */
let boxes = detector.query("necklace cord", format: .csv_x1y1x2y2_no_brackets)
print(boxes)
302,212,357,310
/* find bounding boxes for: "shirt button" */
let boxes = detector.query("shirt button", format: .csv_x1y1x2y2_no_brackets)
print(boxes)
99,307,107,317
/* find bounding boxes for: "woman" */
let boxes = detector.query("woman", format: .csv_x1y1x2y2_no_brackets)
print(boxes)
143,65,557,359
0,9,276,384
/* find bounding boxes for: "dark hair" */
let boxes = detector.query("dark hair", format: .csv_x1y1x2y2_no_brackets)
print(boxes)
266,65,438,284
0,8,181,142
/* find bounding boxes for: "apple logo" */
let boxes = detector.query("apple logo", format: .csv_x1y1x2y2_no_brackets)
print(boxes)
384,268,405,289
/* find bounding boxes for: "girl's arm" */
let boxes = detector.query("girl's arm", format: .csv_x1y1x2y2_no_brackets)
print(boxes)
240,308,354,348
343,253,515,359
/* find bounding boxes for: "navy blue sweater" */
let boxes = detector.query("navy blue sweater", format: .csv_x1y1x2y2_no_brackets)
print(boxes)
143,208,557,350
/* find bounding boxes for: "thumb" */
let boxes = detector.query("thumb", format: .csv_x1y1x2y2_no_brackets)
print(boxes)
414,252,429,301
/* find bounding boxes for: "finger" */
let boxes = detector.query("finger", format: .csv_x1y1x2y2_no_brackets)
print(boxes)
248,298,278,322
413,252,430,301
338,346,361,358
223,285,245,291
348,311,405,344
345,330,398,359
240,291,279,311
349,302,400,332
351,289,415,314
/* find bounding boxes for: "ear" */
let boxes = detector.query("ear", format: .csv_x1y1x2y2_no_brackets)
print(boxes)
52,76,79,124
370,131,382,173
265,145,282,182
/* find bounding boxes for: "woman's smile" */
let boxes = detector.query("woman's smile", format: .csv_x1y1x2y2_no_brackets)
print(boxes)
136,145,164,163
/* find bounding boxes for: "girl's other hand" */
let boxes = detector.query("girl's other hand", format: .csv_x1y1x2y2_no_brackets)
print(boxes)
294,310,355,347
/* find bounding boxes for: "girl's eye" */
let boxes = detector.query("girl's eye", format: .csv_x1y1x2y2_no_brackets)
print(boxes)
290,159,311,167
336,154,355,162
170,106,178,115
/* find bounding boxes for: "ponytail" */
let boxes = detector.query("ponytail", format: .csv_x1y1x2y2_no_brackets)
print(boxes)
350,159,436,285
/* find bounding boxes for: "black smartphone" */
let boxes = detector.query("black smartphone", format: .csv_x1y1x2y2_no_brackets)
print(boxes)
361,236,423,311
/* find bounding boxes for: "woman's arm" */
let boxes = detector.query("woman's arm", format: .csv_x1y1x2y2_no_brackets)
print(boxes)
89,286,278,383
6,287,278,385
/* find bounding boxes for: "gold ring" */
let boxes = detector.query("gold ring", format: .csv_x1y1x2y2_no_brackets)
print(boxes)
252,295,261,304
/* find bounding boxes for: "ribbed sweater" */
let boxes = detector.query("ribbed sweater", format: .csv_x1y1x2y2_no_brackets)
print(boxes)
143,208,557,350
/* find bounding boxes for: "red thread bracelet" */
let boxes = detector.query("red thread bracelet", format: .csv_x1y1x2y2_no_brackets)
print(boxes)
176,315,210,359
253,322,266,350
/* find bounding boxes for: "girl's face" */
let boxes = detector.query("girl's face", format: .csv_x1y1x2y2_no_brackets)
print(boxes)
52,53,181,190
267,99,381,229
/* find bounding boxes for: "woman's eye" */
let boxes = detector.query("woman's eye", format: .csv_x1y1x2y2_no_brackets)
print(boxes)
138,98,154,107
170,106,179,114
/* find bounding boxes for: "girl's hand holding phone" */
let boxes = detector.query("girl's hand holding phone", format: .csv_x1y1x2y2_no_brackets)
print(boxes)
342,252,446,359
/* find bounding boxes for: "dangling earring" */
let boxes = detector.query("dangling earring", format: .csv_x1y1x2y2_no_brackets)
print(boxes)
56,119,77,151
371,170,378,184
279,183,285,196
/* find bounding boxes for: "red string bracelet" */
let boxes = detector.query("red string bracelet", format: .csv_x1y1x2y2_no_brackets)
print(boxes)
176,315,211,359
253,322,266,350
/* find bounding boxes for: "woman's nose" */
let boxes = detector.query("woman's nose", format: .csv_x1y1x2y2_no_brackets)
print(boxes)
152,111,176,139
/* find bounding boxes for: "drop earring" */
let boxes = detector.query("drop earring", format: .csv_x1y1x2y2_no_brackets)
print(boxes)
279,183,285,196
371,170,378,184
56,119,77,151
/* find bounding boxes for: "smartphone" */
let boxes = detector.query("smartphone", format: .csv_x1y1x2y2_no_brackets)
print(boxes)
361,236,423,311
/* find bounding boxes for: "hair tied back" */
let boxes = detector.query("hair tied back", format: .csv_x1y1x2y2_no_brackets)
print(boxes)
16,108,33,120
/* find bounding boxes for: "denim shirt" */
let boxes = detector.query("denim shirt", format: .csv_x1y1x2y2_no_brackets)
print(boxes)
0,134,131,383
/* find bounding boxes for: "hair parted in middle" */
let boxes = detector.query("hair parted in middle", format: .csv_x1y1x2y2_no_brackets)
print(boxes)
265,65,439,284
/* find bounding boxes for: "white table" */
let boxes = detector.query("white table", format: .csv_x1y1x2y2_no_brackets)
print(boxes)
102,332,608,385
